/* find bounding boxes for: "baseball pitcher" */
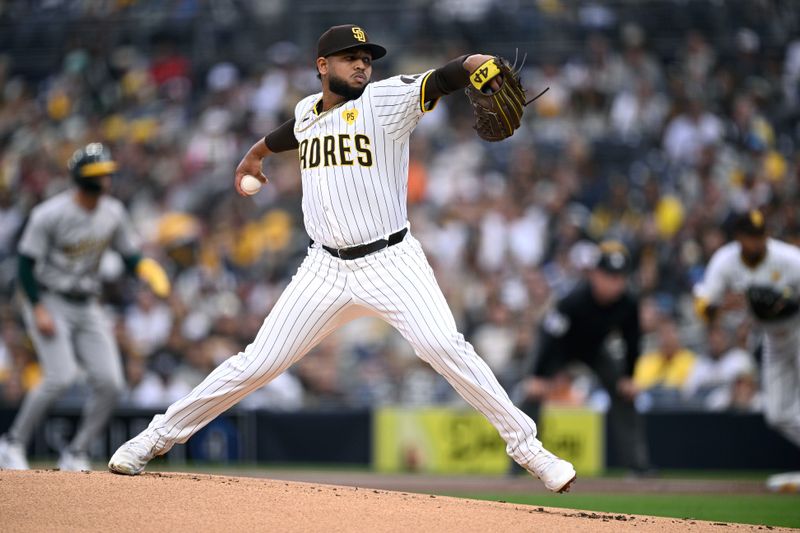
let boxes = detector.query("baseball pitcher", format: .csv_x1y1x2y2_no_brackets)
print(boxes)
0,143,170,471
108,24,576,493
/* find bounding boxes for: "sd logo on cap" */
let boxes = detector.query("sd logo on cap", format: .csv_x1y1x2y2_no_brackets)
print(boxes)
317,24,387,59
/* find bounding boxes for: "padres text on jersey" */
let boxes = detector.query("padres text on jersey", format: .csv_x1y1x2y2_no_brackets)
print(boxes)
298,134,373,169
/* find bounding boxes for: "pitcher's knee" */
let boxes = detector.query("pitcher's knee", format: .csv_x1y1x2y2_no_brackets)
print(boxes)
417,336,475,369
417,339,454,363
425,335,469,357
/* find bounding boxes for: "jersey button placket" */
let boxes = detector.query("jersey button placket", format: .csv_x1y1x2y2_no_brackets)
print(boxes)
320,182,339,244
313,118,340,246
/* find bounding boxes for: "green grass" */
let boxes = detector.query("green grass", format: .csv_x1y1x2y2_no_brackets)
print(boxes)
444,492,800,529
599,468,778,481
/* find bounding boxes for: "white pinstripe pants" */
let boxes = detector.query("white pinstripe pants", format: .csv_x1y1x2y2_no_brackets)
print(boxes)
142,234,543,467
762,321,800,447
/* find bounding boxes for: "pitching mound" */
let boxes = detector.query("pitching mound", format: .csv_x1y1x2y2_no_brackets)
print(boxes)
0,470,784,532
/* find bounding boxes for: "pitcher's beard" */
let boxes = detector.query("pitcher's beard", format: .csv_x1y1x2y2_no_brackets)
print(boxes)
329,74,367,100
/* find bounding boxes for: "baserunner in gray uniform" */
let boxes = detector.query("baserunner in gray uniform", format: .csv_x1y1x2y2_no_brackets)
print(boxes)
0,143,170,471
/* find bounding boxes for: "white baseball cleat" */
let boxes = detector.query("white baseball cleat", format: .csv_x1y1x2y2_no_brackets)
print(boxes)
58,450,91,472
0,436,30,470
525,448,577,493
108,434,157,475
766,471,800,493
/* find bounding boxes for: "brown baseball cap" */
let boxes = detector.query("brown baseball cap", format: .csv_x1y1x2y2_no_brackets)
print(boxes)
317,24,386,60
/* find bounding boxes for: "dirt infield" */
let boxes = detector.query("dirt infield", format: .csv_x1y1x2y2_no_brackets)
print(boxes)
0,470,789,532
242,469,769,494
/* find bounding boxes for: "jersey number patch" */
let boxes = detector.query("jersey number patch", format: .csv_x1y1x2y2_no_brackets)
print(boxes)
473,68,490,84
469,59,501,90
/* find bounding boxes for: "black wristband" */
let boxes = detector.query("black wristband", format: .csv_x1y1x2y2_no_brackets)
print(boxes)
425,55,471,100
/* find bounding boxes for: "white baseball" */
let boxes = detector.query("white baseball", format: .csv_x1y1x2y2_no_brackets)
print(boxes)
240,174,263,195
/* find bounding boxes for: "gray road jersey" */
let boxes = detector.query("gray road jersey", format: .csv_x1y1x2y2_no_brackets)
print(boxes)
18,190,140,296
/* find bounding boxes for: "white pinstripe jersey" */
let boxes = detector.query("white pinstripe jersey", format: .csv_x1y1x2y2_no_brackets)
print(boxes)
293,71,437,248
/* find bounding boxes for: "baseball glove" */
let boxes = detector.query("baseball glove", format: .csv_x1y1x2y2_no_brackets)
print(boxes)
465,56,546,142
746,285,800,321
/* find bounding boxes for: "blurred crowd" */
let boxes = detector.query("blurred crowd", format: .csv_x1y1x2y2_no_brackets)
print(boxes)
0,0,799,415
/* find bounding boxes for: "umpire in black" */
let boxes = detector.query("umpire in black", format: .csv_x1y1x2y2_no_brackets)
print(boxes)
520,241,651,473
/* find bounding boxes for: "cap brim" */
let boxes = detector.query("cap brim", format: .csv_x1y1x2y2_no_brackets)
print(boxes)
79,160,118,177
322,43,386,60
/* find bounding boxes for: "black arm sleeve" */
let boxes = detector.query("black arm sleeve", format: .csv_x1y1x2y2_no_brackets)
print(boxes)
621,297,642,376
424,55,471,101
264,118,299,153
18,254,40,304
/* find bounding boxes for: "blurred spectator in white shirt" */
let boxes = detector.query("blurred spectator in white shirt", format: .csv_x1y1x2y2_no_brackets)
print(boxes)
472,300,517,381
610,78,669,143
124,290,173,357
123,355,191,409
240,372,304,411
683,324,757,410
663,98,724,166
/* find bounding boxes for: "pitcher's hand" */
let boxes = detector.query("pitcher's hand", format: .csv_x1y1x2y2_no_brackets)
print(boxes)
234,155,268,197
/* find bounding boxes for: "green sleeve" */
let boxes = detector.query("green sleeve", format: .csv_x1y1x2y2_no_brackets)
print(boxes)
18,254,40,304
122,253,142,275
